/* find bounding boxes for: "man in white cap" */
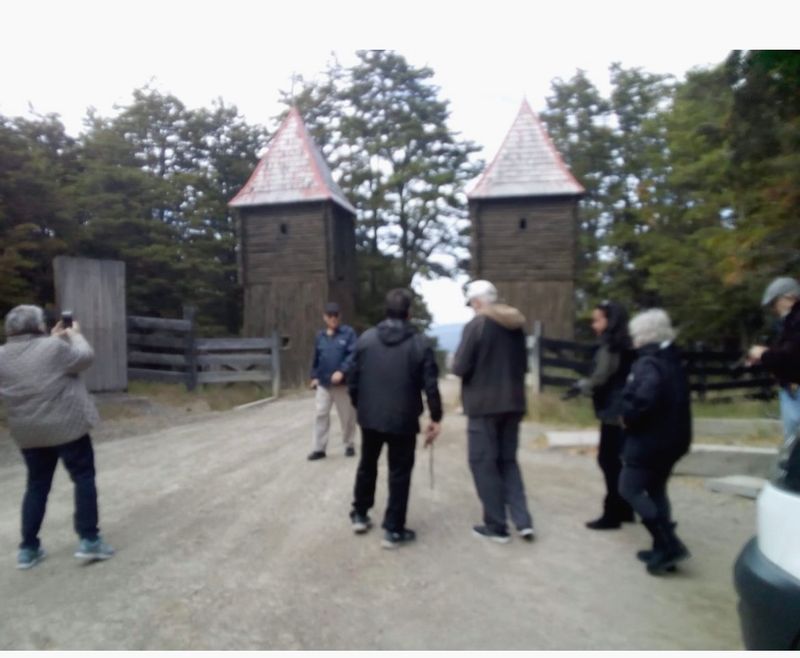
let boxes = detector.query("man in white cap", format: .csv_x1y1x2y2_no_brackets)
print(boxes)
452,280,535,543
748,276,800,443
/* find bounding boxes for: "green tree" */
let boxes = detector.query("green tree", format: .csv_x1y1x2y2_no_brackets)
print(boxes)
281,50,482,329
0,113,79,318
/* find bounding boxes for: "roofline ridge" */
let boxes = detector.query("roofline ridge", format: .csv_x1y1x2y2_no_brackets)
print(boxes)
468,102,524,198
529,106,585,195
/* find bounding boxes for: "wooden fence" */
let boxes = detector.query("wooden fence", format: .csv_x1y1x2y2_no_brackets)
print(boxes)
127,308,280,396
527,322,774,399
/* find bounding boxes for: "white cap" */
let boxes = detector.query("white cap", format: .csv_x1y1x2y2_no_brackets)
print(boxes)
464,279,498,306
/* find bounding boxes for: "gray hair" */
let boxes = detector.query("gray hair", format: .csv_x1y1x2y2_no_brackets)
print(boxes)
4,305,45,337
629,308,676,349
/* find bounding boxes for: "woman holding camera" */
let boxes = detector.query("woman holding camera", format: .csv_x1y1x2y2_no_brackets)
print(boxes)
0,305,114,569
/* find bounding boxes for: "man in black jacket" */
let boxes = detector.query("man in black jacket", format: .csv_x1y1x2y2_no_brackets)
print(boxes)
348,289,442,549
747,277,800,444
452,280,534,544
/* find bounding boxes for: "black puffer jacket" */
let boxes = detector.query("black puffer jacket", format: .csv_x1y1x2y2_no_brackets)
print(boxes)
348,319,442,436
761,300,800,387
620,342,692,468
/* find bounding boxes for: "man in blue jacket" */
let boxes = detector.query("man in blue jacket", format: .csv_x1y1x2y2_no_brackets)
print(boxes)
308,302,358,461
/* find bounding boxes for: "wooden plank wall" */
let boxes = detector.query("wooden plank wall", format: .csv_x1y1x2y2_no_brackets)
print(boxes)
241,201,357,389
53,256,127,392
243,277,328,389
471,197,578,339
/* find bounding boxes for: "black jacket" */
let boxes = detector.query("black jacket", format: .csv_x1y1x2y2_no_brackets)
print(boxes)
761,300,800,387
452,304,528,416
620,342,692,468
587,343,635,424
348,319,442,436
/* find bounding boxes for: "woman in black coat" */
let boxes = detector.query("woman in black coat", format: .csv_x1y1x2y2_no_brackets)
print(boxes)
577,301,635,529
619,309,692,575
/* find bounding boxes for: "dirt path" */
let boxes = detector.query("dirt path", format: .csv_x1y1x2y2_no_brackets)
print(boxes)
0,391,754,650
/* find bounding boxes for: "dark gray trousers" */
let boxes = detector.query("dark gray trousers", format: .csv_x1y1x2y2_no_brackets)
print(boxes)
467,413,533,534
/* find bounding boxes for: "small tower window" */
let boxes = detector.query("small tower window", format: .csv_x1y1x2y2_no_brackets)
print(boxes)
519,218,527,230
280,223,288,235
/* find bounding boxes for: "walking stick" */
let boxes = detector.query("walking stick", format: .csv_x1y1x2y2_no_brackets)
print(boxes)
429,441,435,490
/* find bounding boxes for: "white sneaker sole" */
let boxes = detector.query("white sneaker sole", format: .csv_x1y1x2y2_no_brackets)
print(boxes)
74,551,114,561
352,523,371,534
519,529,536,542
472,529,511,544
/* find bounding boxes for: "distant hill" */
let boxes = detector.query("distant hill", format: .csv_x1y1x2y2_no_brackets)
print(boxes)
428,323,465,354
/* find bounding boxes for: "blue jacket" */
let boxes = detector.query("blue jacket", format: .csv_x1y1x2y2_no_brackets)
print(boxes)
310,325,357,387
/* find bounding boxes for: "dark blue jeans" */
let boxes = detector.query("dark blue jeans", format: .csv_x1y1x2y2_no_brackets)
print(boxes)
20,434,99,550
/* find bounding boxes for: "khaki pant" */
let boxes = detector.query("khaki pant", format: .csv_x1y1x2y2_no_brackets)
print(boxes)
313,385,356,452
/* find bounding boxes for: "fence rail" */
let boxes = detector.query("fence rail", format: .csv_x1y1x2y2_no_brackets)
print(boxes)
127,307,280,395
527,323,774,399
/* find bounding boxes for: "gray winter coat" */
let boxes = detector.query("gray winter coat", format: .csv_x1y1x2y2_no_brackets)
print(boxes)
0,332,99,449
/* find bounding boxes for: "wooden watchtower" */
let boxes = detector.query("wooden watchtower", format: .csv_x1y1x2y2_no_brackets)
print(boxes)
468,100,584,338
229,108,357,389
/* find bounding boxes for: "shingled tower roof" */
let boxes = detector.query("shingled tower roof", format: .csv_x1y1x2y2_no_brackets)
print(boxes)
468,100,584,199
229,107,356,214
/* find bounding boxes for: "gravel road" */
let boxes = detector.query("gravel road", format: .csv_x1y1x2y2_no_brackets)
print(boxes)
0,391,754,649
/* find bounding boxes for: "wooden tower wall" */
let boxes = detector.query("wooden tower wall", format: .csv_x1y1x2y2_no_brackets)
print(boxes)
470,196,578,339
240,201,356,388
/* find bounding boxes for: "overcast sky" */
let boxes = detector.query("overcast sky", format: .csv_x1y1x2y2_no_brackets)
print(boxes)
2,0,795,326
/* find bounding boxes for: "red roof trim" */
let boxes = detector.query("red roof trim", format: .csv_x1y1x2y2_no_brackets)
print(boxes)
468,99,584,199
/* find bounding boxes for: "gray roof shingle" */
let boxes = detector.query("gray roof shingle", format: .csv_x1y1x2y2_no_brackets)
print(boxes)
229,107,356,214
468,100,584,199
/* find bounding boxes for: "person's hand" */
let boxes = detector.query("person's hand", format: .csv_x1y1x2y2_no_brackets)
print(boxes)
331,371,344,385
424,421,441,447
309,378,319,390
747,345,768,365
51,320,66,337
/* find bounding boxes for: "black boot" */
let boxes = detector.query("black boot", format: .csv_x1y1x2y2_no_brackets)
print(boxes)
644,519,690,575
637,522,676,563
586,497,622,530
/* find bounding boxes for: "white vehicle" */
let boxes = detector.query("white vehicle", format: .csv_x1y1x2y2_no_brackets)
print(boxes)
734,437,800,649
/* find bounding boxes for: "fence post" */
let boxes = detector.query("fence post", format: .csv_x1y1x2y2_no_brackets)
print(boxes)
183,305,197,392
528,321,543,396
271,329,281,398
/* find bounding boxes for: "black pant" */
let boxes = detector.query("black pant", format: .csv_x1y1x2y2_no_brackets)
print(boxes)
618,464,673,523
597,423,633,520
20,434,100,550
352,429,416,532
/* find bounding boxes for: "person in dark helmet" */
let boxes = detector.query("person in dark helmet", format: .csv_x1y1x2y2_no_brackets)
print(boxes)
572,301,636,530
619,309,692,576
452,280,535,544
348,289,442,549
747,276,800,444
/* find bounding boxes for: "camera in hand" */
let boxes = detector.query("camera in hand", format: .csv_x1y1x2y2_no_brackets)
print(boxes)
61,310,73,329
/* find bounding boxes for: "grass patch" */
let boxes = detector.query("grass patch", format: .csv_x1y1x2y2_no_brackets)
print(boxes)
528,391,781,428
691,397,779,420
125,381,271,412
527,392,597,427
